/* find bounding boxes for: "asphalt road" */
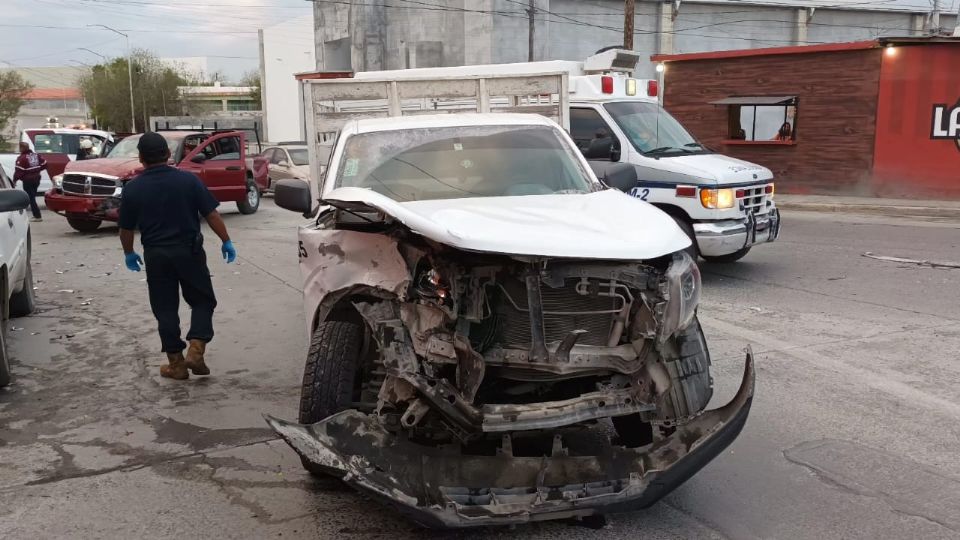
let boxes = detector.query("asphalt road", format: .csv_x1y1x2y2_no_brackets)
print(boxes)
1,199,959,539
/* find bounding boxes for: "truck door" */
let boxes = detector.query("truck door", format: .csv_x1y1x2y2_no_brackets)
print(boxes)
180,133,246,202
0,165,27,288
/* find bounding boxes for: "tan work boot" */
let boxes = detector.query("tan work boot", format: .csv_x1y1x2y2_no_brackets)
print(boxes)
184,339,210,376
160,352,189,380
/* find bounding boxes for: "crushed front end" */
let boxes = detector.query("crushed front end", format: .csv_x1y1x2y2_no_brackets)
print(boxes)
269,220,754,528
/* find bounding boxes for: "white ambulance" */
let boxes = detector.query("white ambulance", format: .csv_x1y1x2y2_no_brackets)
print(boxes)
342,49,780,262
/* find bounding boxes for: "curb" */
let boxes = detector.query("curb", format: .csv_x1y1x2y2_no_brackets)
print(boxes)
776,202,960,220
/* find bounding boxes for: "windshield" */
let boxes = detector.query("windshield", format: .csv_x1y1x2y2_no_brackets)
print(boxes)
604,102,706,156
288,149,309,166
335,125,593,202
106,134,180,159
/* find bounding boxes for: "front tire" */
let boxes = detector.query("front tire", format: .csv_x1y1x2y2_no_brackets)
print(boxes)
237,178,260,215
10,241,35,318
0,278,11,388
67,217,102,232
671,216,699,261
702,246,752,263
298,321,364,475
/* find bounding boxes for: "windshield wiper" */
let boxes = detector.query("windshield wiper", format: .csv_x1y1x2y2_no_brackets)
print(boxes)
684,142,707,149
645,146,691,155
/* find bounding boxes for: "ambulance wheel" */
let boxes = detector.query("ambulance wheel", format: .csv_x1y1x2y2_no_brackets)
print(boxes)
702,246,752,263
671,216,698,260
67,217,102,232
237,178,260,215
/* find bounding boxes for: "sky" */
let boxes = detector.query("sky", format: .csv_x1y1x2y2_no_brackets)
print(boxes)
1,0,314,83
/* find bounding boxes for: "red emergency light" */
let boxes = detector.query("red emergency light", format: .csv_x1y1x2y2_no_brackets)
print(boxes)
647,80,659,97
675,185,696,197
601,76,614,94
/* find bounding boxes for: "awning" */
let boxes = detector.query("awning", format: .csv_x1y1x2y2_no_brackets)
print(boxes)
710,96,796,105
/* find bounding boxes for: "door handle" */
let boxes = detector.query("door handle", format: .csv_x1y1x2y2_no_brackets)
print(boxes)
7,217,14,228
225,166,242,171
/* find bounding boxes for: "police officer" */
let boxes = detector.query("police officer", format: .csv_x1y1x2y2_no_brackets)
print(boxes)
118,132,237,380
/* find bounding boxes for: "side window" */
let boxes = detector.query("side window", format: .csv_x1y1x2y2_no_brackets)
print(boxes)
570,107,619,161
721,97,798,142
208,136,241,161
261,149,275,163
270,149,286,165
183,135,205,159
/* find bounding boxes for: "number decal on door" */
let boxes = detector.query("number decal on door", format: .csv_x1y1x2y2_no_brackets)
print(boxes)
298,241,308,259
629,187,650,201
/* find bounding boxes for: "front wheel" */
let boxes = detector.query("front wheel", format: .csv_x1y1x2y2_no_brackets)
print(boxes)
298,321,364,475
0,284,10,388
237,178,260,215
10,242,35,317
671,216,699,261
67,217,102,232
702,246,751,263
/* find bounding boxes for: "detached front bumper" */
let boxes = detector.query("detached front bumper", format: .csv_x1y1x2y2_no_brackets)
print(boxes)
694,208,781,257
265,349,755,529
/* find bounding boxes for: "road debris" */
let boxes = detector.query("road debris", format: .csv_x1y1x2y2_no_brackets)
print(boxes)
862,252,960,269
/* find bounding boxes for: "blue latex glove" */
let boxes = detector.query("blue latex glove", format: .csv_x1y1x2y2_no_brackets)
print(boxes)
221,240,237,263
124,251,143,272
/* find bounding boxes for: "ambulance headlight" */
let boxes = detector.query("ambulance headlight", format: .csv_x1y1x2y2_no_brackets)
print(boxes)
700,188,736,209
659,251,701,344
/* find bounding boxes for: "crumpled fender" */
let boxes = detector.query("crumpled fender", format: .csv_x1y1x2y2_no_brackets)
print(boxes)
265,348,755,528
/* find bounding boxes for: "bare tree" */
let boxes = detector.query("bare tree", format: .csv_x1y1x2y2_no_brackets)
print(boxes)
0,72,33,151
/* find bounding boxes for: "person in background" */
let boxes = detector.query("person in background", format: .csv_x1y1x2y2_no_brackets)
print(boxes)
76,139,96,161
13,142,46,222
775,122,793,142
118,132,237,380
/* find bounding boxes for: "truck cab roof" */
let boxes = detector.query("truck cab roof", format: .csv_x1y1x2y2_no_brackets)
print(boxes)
348,112,559,134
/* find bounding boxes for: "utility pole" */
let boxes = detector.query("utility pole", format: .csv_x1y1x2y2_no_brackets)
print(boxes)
527,0,536,62
954,1,960,36
928,0,941,34
624,0,636,50
89,24,136,132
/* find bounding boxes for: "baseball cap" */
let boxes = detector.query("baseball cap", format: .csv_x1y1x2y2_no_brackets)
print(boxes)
137,132,169,162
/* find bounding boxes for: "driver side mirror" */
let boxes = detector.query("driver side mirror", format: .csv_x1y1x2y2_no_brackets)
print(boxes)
274,179,314,217
0,189,31,212
190,154,207,164
277,160,289,167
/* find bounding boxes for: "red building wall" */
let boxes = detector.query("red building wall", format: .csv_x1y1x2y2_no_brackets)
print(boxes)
873,44,960,199
660,49,882,196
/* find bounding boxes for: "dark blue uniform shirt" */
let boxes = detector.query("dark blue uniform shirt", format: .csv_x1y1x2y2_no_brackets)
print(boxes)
118,165,219,247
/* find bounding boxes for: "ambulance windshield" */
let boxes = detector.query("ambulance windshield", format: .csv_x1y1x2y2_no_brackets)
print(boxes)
604,102,707,156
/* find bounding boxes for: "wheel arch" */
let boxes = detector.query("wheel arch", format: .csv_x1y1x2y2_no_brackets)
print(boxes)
651,203,692,224
311,285,401,333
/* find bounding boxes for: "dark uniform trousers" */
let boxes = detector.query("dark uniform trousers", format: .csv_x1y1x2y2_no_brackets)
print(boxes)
144,243,218,353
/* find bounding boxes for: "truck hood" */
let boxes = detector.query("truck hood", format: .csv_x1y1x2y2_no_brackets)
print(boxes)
642,153,773,185
324,187,691,260
64,158,144,179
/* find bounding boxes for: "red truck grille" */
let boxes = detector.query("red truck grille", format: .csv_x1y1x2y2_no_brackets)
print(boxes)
62,174,119,197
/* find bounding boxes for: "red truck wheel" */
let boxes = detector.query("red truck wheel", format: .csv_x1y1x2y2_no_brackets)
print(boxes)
67,217,102,232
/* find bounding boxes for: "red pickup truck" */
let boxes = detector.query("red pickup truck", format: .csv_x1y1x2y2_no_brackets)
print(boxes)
45,130,269,232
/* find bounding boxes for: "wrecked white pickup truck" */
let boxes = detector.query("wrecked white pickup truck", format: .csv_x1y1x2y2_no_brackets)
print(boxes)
265,72,754,528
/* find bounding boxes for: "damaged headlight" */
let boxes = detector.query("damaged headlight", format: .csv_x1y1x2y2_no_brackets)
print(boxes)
53,174,63,189
658,251,701,343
